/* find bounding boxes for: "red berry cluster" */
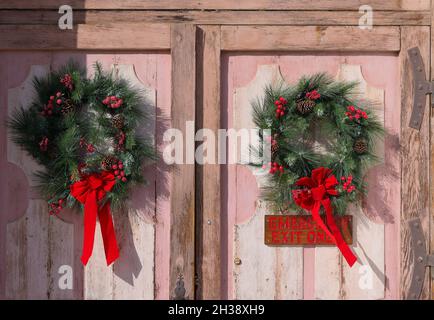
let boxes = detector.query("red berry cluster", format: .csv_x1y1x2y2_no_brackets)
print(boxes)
41,100,53,116
41,92,62,116
49,199,65,215
39,136,49,152
345,106,368,121
102,96,123,109
263,162,284,175
341,175,356,193
60,74,73,91
305,90,321,100
274,97,287,119
112,160,127,182
79,138,95,153
55,91,63,106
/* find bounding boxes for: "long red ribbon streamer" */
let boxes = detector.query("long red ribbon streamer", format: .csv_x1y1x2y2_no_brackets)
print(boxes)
70,171,119,266
311,198,357,267
293,167,357,267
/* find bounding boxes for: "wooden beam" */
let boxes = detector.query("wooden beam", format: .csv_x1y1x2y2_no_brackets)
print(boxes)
0,10,430,26
0,0,430,11
169,23,196,300
430,1,434,300
0,24,170,50
195,25,221,300
221,26,401,52
400,26,430,300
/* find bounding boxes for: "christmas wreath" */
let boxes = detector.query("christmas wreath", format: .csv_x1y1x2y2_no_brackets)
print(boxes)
252,73,383,266
8,62,155,265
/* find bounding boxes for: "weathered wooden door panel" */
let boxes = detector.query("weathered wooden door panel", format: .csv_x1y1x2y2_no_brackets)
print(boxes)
222,53,400,299
0,52,171,299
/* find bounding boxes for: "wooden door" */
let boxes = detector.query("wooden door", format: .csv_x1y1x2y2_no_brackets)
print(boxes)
0,52,172,299
194,22,430,299
221,55,400,299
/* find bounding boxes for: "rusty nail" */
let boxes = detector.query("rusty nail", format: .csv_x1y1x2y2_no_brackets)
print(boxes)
418,256,424,263
207,220,212,225
234,257,242,265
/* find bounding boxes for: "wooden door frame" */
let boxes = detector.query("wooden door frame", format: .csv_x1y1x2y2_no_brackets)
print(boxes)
196,23,432,301
0,0,433,300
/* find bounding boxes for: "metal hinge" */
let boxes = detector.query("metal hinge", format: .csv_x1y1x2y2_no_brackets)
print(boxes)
406,217,434,300
408,47,433,130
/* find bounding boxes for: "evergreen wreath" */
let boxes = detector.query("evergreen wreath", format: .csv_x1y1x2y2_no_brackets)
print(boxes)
8,62,156,265
8,61,156,214
252,73,383,216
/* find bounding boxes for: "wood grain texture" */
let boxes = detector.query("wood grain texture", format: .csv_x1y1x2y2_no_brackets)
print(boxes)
234,199,303,299
315,63,387,300
400,26,430,300
431,2,434,300
0,0,430,10
231,65,303,299
84,213,154,300
338,64,389,300
153,53,172,300
0,10,430,26
84,222,114,299
84,64,156,300
5,201,75,299
2,56,165,300
195,25,221,300
5,65,76,299
113,64,155,300
221,26,401,52
170,23,196,300
0,24,170,50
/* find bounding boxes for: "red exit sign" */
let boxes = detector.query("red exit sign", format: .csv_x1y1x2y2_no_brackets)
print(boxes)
264,215,353,246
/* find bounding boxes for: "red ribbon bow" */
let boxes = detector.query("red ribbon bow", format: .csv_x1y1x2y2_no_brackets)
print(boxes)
70,171,120,266
292,167,357,267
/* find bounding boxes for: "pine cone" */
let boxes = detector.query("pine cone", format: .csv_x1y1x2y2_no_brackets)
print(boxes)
353,138,368,154
61,99,75,115
296,99,315,115
271,134,279,155
112,114,124,130
101,156,117,170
